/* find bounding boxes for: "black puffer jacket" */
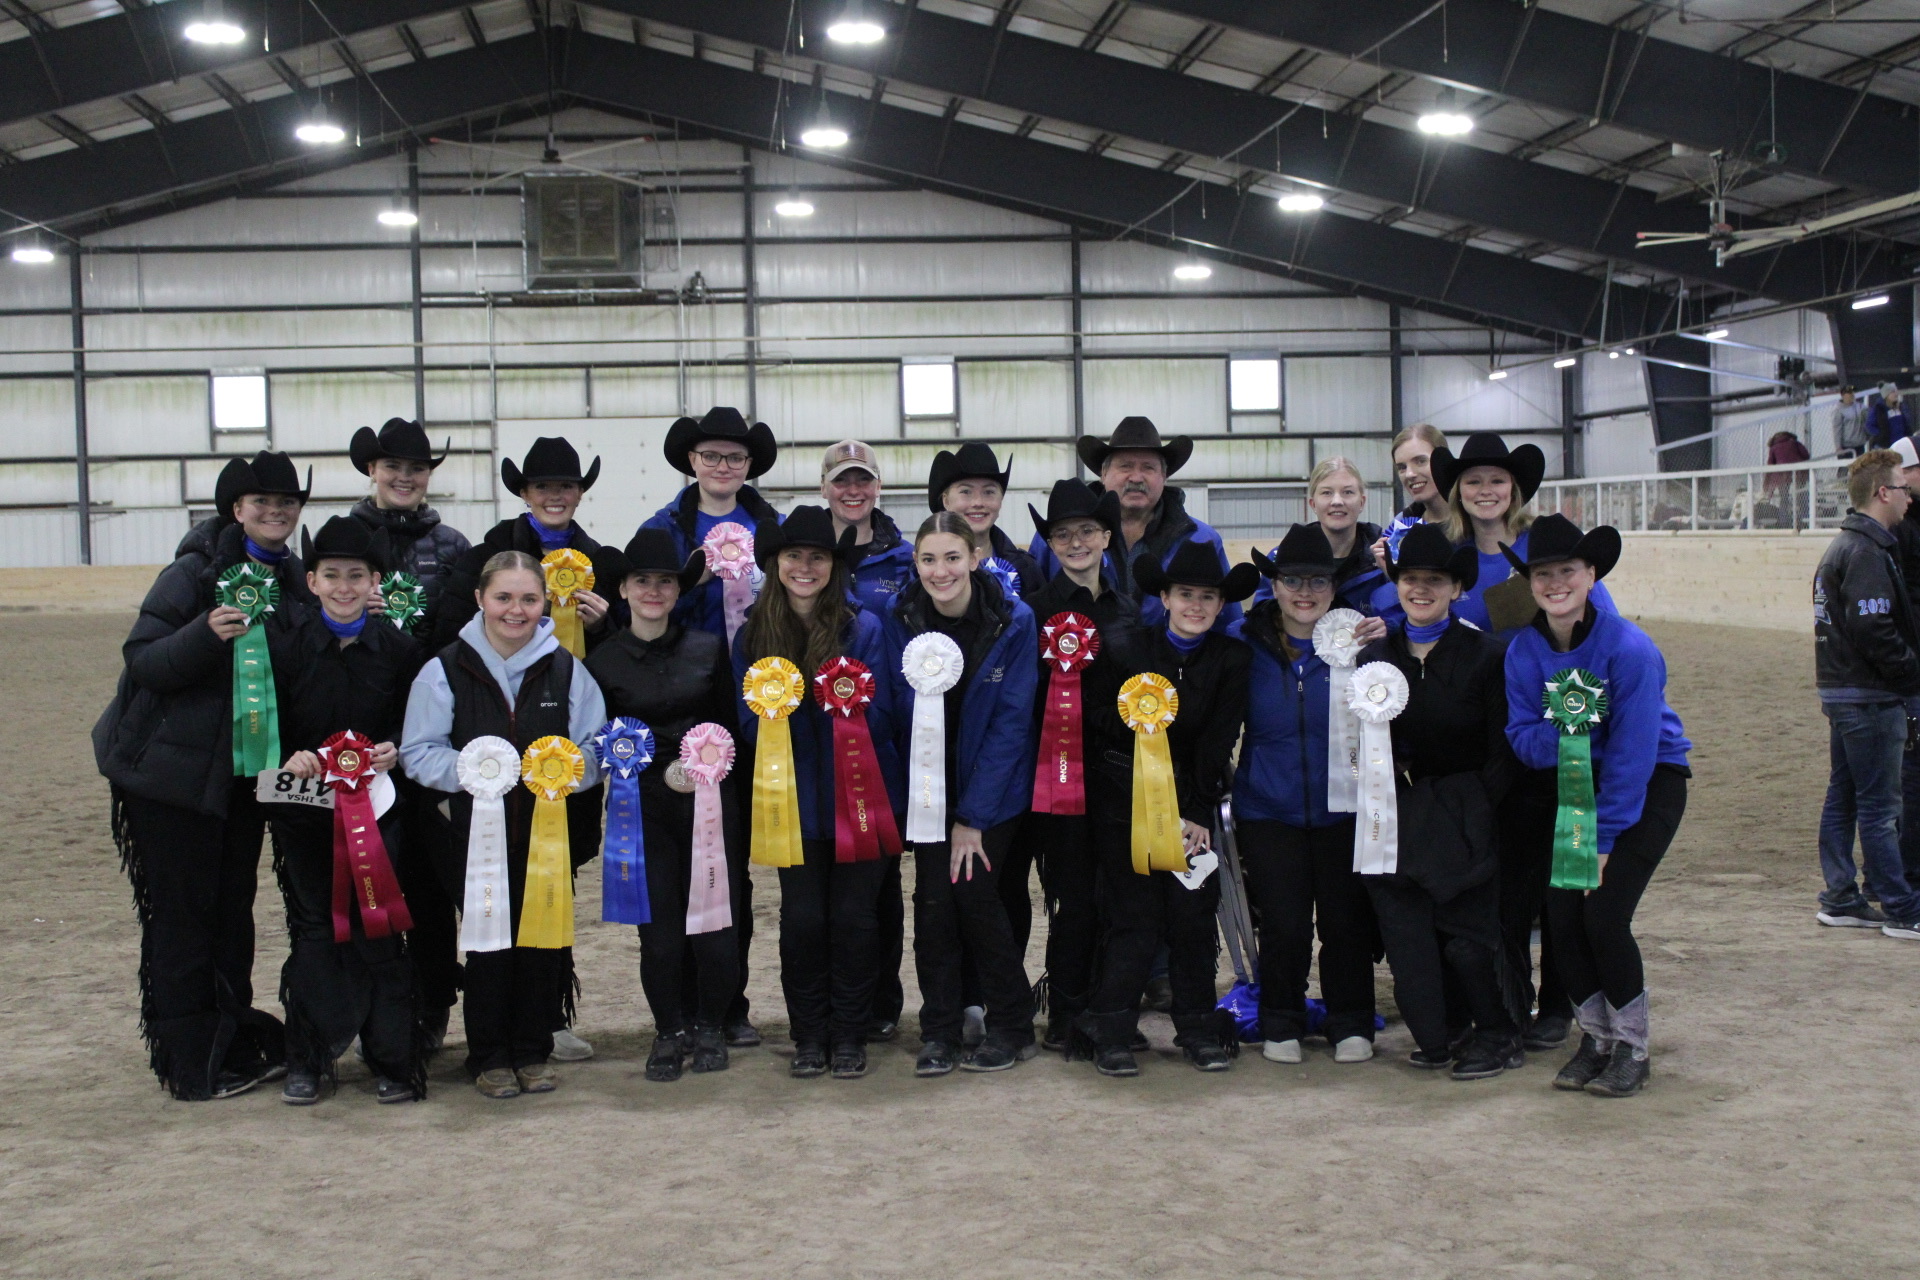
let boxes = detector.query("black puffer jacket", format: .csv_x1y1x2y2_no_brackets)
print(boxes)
348,498,470,610
93,518,310,818
585,624,738,806
1090,625,1251,826
431,515,607,649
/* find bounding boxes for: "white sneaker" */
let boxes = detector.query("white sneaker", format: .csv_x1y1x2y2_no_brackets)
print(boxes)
1333,1036,1374,1063
962,1006,987,1048
1261,1038,1303,1064
550,1028,595,1061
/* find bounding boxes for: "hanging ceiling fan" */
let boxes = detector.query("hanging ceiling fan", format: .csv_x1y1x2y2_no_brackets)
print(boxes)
1635,187,1920,264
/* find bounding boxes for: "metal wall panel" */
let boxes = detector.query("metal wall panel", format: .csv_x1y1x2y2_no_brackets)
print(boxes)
0,510,81,568
1581,348,1648,415
0,316,70,375
756,188,1062,240
0,259,73,310
1408,356,1561,445
271,371,418,453
0,460,80,505
1079,240,1302,296
0,377,76,457
1583,415,1658,477
1283,356,1392,435
589,368,686,419
1082,295,1388,353
85,375,207,456
89,196,427,247
755,241,1069,300
83,310,416,371
496,369,589,420
1183,437,1316,483
90,458,186,509
90,506,191,566
758,300,1070,358
82,249,414,309
958,360,1075,440
755,363,900,451
1084,357,1226,438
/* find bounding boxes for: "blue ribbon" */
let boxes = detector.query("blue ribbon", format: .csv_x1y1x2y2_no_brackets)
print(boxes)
591,717,656,926
984,556,1021,599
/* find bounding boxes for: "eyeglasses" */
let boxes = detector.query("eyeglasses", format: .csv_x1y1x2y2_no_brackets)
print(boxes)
1047,524,1106,547
1278,574,1333,592
694,450,751,469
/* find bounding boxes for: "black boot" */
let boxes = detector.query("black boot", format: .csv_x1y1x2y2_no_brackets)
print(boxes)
1552,1034,1612,1091
644,1034,686,1083
916,1040,957,1077
789,1041,828,1079
1584,1043,1650,1097
1450,1031,1524,1081
830,1040,868,1079
1093,1043,1139,1077
689,1025,729,1074
1181,1036,1233,1072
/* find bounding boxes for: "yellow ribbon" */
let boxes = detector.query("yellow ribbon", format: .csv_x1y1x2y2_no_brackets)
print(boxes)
743,657,806,868
1118,673,1185,876
518,735,584,948
542,548,595,658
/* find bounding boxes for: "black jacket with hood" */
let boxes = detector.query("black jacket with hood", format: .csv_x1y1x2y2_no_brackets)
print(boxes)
1816,510,1920,700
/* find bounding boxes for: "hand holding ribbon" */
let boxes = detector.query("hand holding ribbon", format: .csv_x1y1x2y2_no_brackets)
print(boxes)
815,657,904,863
519,736,585,948
217,564,281,776
1314,608,1368,813
541,548,595,658
743,657,806,868
1345,662,1410,875
379,572,427,634
1118,672,1184,876
1032,612,1099,815
901,633,965,844
319,730,413,943
702,523,758,646
1543,668,1608,890
591,718,655,927
455,736,520,953
680,723,736,934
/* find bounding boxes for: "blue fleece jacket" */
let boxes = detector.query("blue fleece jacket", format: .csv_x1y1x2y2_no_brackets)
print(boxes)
1228,605,1341,829
1451,528,1618,638
638,485,783,641
1504,607,1692,853
850,509,916,619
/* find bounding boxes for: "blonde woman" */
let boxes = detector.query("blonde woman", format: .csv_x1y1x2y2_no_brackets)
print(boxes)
1252,457,1386,615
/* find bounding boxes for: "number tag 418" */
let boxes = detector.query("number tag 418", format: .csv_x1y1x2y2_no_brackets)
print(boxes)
254,769,397,818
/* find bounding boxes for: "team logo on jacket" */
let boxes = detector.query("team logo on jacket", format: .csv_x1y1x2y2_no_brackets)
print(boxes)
1813,579,1830,625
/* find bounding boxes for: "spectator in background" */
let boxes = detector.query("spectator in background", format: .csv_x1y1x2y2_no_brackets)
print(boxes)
1866,383,1911,450
1764,430,1811,514
1832,387,1867,457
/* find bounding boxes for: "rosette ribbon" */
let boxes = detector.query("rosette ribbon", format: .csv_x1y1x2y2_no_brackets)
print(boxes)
379,571,427,634
702,523,758,646
900,633,965,843
743,658,806,868
983,556,1021,600
318,731,413,943
1118,673,1184,876
541,548,595,658
1543,668,1609,891
680,723,736,934
519,736,585,948
591,718,655,927
217,563,281,776
1345,663,1410,875
815,657,904,863
455,736,520,953
1314,608,1368,813
1032,612,1099,815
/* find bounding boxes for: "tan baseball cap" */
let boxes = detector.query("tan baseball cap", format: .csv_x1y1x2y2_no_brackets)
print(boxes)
822,439,881,482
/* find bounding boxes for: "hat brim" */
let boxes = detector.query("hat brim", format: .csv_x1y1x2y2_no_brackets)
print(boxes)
1499,527,1620,582
1137,555,1258,602
1029,488,1121,543
1251,546,1338,578
664,418,777,480
1386,541,1481,592
1435,443,1546,505
351,425,447,475
503,456,600,495
218,462,311,514
604,546,708,595
754,519,860,571
928,450,1014,512
1077,435,1193,478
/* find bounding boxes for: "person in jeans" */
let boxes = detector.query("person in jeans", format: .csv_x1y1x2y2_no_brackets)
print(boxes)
1813,450,1920,939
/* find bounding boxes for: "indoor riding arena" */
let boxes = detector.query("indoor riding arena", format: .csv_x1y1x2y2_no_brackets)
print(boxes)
2,1,1918,1276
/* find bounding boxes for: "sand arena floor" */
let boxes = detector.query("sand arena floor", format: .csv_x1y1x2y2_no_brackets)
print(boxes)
0,613,1915,1279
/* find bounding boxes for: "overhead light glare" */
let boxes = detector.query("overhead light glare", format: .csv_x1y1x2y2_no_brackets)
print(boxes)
10,246,55,265
1277,192,1324,213
296,122,346,145
1553,357,1577,369
799,126,849,148
1608,350,1621,359
1416,111,1473,137
1487,369,1509,381
1852,294,1891,310
1624,346,1636,355
1701,328,1729,339
775,198,815,217
1173,262,1213,281
377,208,418,227
184,21,246,44
826,20,885,43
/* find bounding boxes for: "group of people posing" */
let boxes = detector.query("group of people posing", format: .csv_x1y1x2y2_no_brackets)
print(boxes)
94,406,1691,1106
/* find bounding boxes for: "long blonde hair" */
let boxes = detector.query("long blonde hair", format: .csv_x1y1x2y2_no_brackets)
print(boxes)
1443,468,1534,543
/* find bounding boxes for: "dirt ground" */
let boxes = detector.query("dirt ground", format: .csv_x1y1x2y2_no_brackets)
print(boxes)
1,613,1916,1279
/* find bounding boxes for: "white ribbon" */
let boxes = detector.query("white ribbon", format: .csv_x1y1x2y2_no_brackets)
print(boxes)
1346,661,1410,875
456,735,521,953
901,632,965,844
1314,608,1367,813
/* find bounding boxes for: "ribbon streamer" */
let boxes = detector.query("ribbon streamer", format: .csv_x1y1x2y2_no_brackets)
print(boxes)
218,564,281,776
1118,672,1185,876
900,633,965,843
318,730,413,943
1314,608,1367,813
519,736,585,948
1543,668,1609,891
542,548,595,658
702,523,758,646
743,657,806,868
379,572,427,634
1346,662,1410,875
680,723,736,934
591,717,656,927
455,736,520,953
1032,612,1099,815
815,657,904,863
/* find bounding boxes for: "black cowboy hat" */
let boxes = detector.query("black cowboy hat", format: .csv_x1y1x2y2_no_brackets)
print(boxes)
1251,523,1339,578
348,417,448,475
753,505,859,571
501,436,601,495
1136,539,1260,603
664,406,778,479
1500,512,1621,581
597,527,707,594
1430,432,1546,503
300,515,390,573
1387,522,1480,591
214,450,311,516
1028,478,1123,541
927,442,1014,512
1075,415,1193,478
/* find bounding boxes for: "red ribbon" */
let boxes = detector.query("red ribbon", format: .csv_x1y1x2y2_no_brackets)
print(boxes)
814,657,904,863
1032,612,1100,816
319,730,413,944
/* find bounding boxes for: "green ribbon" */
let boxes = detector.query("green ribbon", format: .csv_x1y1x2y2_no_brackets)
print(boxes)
217,564,281,776
380,571,427,634
1543,668,1607,891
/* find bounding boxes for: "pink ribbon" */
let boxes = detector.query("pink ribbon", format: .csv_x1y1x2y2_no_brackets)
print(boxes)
702,523,757,646
679,723,735,934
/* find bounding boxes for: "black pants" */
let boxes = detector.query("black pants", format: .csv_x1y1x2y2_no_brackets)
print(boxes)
1499,777,1573,1022
1547,767,1688,1009
398,792,461,1012
1028,811,1100,1017
678,783,754,1027
778,841,889,1045
1367,876,1512,1057
271,814,420,1087
462,946,562,1076
117,783,284,1099
637,800,739,1036
914,822,1034,1046
1237,817,1378,1044
1085,800,1222,1045
871,856,906,1026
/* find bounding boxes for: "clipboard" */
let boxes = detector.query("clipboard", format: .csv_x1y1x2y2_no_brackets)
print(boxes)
1481,573,1540,632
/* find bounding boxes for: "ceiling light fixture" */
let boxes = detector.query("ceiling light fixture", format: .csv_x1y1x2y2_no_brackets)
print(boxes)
1608,350,1621,359
184,20,246,43
377,208,419,227
1276,192,1324,213
775,196,815,217
1487,369,1509,381
295,121,347,145
1173,262,1213,281
799,125,849,148
827,18,885,43
1553,357,1577,369
1852,294,1891,310
1416,88,1473,137
10,245,56,265
1702,328,1729,339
